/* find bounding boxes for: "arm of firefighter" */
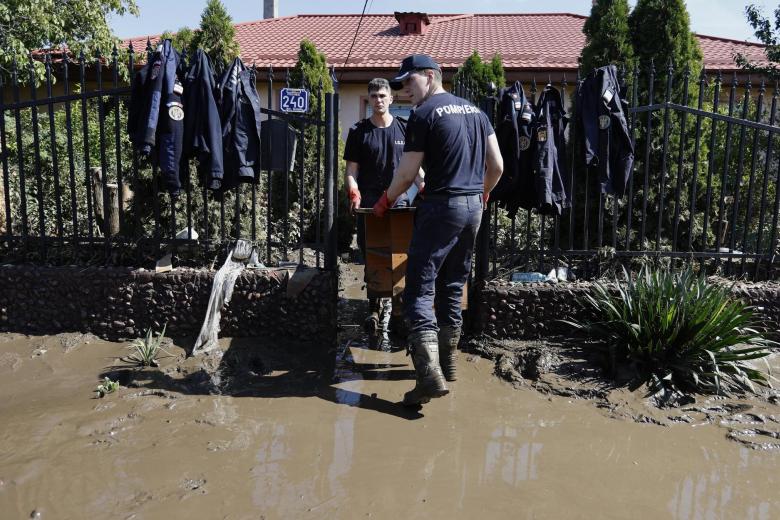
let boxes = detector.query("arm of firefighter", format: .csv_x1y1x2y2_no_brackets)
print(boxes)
387,151,424,203
345,161,361,213
484,133,503,196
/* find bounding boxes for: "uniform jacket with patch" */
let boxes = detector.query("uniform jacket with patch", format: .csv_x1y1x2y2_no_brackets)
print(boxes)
533,85,570,216
494,81,536,217
128,39,185,195
577,65,634,197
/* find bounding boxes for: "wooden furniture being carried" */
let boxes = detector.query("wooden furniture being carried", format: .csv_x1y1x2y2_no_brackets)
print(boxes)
356,207,467,316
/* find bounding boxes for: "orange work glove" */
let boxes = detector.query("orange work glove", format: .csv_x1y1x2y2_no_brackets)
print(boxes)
348,186,361,213
372,191,393,218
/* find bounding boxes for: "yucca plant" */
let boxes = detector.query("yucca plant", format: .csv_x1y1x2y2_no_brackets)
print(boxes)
565,266,774,394
125,324,170,368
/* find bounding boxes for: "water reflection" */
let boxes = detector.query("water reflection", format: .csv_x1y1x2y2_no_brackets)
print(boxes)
482,425,543,487
668,447,773,520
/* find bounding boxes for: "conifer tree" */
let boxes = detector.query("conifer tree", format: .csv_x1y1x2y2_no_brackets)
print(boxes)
629,0,702,104
580,0,635,74
452,51,506,100
190,0,240,73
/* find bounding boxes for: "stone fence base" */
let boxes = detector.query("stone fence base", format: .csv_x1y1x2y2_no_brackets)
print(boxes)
475,279,780,340
0,266,337,343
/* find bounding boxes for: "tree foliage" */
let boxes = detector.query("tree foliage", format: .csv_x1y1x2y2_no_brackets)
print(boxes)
190,0,239,73
580,0,635,74
737,4,780,79
452,51,506,99
0,0,139,82
629,0,702,103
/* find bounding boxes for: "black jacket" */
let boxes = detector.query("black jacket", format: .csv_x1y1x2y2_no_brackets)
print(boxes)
217,58,263,189
534,85,570,216
128,39,185,195
182,49,223,190
494,81,536,217
577,65,634,196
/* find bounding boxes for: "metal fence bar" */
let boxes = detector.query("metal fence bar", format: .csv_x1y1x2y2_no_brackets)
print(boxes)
671,65,691,251
740,81,765,274
44,52,64,242
754,85,778,277
687,69,706,252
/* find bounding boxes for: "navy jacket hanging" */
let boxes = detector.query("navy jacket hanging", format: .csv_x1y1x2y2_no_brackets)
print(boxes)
128,39,186,195
216,58,263,189
533,85,570,216
494,81,536,217
182,49,224,191
577,65,634,197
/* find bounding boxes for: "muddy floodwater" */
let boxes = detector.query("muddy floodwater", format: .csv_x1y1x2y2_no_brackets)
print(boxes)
2,263,780,519
0,329,778,520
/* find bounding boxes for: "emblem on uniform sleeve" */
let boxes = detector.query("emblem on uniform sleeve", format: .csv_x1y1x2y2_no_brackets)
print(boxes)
537,128,547,142
599,115,611,129
167,101,184,121
518,136,531,151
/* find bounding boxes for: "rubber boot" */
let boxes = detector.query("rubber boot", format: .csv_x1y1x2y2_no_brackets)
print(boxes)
402,330,449,406
438,325,461,382
363,298,380,336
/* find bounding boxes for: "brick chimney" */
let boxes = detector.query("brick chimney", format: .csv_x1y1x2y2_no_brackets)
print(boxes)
394,12,431,35
264,0,277,19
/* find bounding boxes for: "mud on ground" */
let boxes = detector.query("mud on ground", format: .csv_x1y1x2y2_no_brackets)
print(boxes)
466,335,780,450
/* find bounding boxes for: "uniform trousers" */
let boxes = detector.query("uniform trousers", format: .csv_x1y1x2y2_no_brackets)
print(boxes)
403,193,482,333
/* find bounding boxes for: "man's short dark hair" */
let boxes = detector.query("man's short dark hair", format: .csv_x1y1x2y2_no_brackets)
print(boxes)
368,78,391,94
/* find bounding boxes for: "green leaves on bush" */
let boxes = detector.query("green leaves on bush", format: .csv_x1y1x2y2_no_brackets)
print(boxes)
565,266,774,394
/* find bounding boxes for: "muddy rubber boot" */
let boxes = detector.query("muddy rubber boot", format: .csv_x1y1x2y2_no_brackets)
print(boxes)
438,325,461,382
402,330,449,406
363,298,381,336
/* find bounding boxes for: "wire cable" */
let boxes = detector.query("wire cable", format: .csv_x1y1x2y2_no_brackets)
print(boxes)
340,0,370,81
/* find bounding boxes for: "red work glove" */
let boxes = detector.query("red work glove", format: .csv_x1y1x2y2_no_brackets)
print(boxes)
373,191,393,218
348,186,361,214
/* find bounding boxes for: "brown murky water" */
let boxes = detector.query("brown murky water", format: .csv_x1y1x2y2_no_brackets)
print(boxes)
1,328,779,520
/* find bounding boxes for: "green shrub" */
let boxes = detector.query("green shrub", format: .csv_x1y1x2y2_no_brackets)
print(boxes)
565,266,774,394
95,377,119,397
125,324,170,367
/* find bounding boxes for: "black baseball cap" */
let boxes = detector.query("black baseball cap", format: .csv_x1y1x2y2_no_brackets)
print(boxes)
389,54,440,90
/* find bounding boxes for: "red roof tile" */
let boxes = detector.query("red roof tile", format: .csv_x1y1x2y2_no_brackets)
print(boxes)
124,13,768,73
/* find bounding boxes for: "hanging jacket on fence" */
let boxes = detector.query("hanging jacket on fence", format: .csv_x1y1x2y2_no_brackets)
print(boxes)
577,65,634,197
128,39,186,195
182,49,224,191
217,58,263,189
493,81,536,217
533,85,570,216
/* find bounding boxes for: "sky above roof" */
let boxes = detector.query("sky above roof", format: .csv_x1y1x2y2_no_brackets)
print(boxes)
110,0,760,42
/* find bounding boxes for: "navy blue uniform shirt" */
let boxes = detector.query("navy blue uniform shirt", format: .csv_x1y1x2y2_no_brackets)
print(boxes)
343,117,407,197
404,92,494,196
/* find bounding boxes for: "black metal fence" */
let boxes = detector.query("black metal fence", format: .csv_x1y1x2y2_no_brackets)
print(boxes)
0,45,340,269
460,63,780,282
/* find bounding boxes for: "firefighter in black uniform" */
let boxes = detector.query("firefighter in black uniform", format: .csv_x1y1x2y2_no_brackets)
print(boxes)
344,78,418,335
374,55,503,406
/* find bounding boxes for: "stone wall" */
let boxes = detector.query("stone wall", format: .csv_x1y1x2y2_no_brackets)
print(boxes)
475,279,780,340
0,266,337,343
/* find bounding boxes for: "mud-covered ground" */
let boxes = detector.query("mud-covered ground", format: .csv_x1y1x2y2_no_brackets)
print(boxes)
0,262,779,519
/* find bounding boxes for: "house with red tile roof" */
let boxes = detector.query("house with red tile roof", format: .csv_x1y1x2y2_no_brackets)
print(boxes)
126,11,768,139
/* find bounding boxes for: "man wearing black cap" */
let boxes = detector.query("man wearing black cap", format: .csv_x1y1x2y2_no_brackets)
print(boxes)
374,54,504,406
